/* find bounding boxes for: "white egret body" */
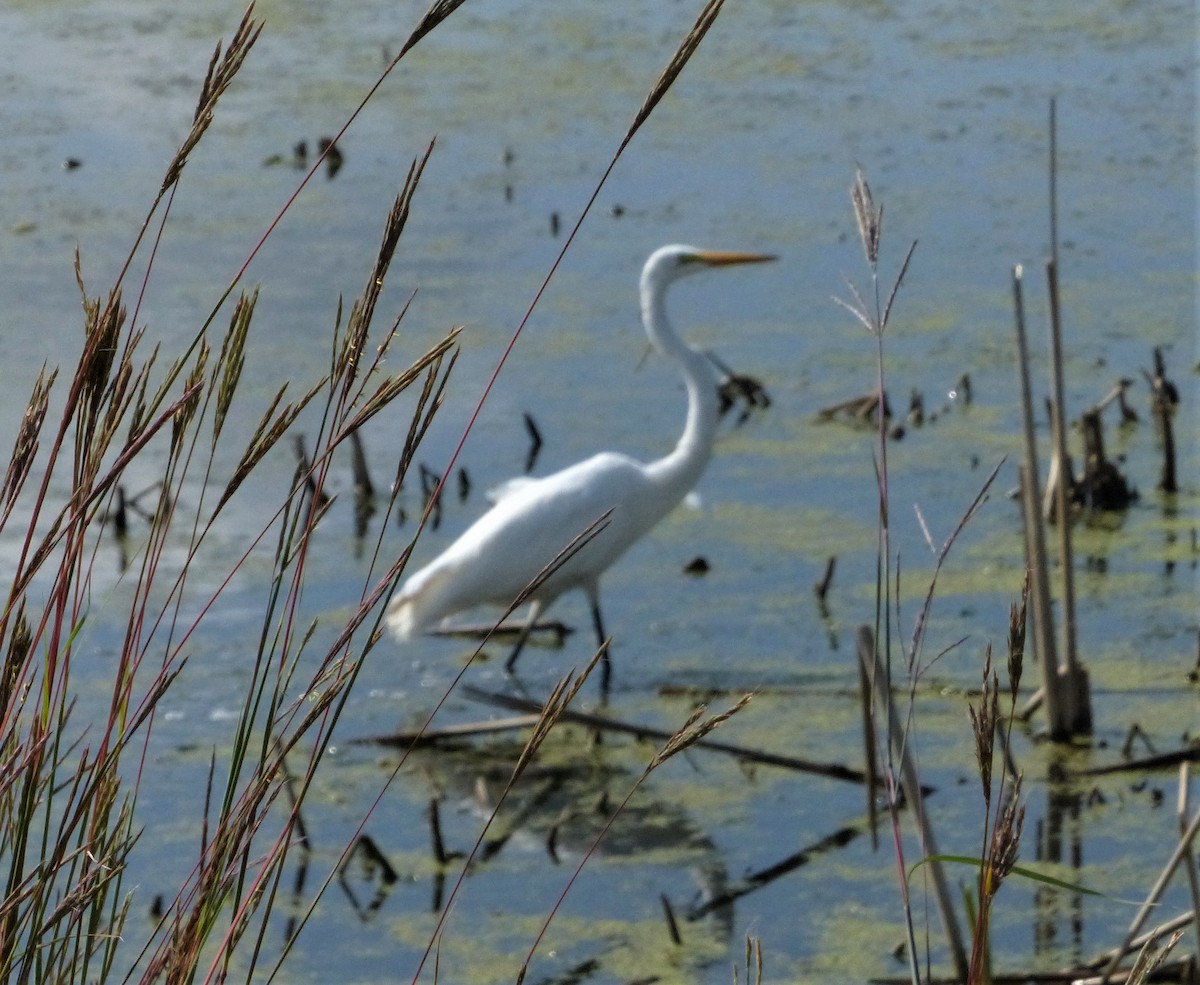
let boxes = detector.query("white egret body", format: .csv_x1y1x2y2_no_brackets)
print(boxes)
386,245,775,694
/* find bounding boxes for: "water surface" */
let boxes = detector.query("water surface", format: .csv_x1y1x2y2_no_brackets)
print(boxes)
0,0,1195,981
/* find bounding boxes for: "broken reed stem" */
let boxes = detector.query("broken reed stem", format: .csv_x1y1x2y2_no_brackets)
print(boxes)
1100,804,1200,983
1011,264,1069,741
813,555,836,602
1044,259,1078,678
1041,259,1093,739
1177,764,1200,950
350,430,374,498
857,626,969,983
1149,350,1179,492
858,648,880,850
1156,395,1178,493
1086,911,1196,973
358,714,546,747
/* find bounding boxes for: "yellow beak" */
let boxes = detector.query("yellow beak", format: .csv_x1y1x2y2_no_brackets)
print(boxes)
695,250,778,267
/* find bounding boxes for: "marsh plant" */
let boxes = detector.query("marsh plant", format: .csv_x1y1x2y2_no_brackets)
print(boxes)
0,17,457,983
0,1,756,982
841,169,1028,984
844,151,1192,983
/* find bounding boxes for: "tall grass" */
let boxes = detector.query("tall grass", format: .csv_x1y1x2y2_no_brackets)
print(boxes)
841,171,1021,984
0,1,746,981
0,4,465,981
845,153,1187,984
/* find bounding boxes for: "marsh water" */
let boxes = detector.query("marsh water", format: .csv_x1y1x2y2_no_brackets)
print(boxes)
0,0,1196,981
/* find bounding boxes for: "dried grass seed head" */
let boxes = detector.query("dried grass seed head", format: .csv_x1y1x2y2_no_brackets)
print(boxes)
851,169,882,265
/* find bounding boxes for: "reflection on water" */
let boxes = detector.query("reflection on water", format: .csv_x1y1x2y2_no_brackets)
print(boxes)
0,0,1194,981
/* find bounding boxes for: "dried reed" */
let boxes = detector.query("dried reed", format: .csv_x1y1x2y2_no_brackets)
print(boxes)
0,0,757,981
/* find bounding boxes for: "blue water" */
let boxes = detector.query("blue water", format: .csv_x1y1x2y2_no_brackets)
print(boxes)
0,0,1194,981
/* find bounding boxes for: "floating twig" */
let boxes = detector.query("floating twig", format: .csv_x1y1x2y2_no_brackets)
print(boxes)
316,135,344,179
907,388,924,427
523,411,543,473
686,824,859,919
463,685,871,784
813,555,836,603
1089,377,1138,423
103,479,163,548
355,713,546,749
294,434,332,507
427,618,572,647
817,390,891,426
350,429,375,498
661,894,682,945
124,480,165,521
419,462,442,529
336,834,398,919
1121,723,1157,759
1071,744,1200,778
428,798,463,866
708,350,771,424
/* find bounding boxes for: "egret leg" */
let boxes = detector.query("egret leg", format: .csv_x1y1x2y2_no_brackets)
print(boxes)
504,600,543,675
590,599,612,699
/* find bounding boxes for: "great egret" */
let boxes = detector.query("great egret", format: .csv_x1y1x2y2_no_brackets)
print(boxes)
386,244,776,696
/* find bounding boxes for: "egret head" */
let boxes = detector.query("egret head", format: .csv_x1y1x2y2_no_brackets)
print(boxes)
642,244,777,292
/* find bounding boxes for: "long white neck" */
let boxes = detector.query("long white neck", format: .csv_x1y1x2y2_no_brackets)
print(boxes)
639,273,720,504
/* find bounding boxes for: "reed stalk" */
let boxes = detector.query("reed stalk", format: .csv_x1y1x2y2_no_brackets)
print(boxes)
0,0,750,981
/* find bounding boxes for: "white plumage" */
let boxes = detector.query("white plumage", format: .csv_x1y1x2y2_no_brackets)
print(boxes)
385,245,775,695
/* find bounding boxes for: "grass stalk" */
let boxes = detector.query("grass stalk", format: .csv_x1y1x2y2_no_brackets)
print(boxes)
857,625,967,981
0,0,754,982
0,2,475,981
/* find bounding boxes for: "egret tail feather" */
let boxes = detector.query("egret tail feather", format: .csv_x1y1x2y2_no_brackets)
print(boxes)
385,565,459,639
